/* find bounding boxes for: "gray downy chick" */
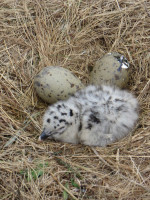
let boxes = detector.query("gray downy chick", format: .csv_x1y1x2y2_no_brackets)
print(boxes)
39,85,138,147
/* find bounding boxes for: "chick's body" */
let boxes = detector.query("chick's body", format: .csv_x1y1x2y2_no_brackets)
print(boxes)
39,85,138,147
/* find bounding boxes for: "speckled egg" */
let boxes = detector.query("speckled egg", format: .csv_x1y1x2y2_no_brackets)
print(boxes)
89,52,129,88
34,66,84,103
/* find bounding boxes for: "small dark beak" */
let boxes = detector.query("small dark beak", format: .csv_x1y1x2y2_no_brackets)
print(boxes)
38,131,49,141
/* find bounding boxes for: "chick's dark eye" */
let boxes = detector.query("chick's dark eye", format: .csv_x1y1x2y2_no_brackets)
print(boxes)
47,118,50,123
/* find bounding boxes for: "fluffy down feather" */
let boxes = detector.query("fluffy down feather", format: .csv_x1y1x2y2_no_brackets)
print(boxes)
39,85,138,147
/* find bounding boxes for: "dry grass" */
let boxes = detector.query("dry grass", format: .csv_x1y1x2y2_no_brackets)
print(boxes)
0,0,150,199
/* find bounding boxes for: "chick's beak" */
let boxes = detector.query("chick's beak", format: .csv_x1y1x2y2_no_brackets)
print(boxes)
38,130,49,141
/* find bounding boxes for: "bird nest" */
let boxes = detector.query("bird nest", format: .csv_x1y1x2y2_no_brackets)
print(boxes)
0,0,150,199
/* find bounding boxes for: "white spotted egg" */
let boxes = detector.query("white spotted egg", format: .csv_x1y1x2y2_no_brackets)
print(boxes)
34,66,84,103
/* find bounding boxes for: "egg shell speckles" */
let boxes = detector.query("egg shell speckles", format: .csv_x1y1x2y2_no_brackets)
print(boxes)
34,66,84,103
89,52,129,88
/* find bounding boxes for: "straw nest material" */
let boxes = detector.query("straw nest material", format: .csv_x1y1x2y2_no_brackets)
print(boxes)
0,0,150,199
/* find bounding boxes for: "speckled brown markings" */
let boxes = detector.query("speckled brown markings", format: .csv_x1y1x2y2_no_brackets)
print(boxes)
34,81,41,87
34,66,84,104
70,83,75,88
114,74,120,80
89,52,129,88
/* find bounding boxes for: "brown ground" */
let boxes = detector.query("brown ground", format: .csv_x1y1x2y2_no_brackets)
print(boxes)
0,0,150,199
